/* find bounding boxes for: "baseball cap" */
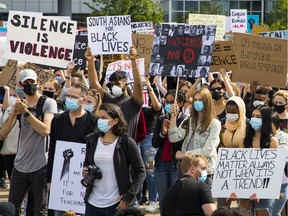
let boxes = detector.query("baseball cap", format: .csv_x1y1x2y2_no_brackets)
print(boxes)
19,69,38,83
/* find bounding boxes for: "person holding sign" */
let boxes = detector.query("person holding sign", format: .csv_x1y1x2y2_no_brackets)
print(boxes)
162,153,217,216
238,105,279,214
168,87,221,187
86,46,143,141
82,103,146,215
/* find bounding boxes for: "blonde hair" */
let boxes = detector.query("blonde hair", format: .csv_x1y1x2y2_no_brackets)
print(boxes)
63,210,77,216
181,153,208,174
45,78,62,100
88,89,102,115
223,96,247,147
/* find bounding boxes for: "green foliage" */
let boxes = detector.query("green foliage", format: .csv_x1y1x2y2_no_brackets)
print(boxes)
199,0,226,15
267,0,287,30
84,0,164,24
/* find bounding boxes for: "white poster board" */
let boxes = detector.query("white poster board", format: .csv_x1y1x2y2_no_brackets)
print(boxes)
212,148,287,199
5,11,77,68
49,141,86,214
87,15,132,55
259,30,288,40
230,9,247,33
131,21,153,33
0,37,6,66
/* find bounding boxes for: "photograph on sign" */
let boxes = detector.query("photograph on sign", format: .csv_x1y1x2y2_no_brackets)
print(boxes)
87,15,132,55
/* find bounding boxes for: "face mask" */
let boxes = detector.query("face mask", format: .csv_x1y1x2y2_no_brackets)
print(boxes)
225,92,229,99
97,119,112,133
112,85,124,97
250,117,262,131
253,100,265,107
164,104,171,113
22,84,37,96
84,104,94,112
16,87,25,99
43,90,55,99
198,170,208,182
226,113,239,122
273,104,286,114
65,98,80,111
211,91,223,101
196,82,202,90
9,96,17,107
55,76,62,83
194,101,204,112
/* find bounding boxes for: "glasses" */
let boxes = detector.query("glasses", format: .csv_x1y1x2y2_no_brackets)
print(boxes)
210,87,223,91
66,94,80,100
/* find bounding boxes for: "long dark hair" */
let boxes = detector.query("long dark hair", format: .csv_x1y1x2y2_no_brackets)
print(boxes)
97,103,127,136
244,105,272,148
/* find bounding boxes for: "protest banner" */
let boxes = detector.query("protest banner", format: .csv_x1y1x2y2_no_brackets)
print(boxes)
150,23,216,78
73,35,88,70
232,33,287,88
210,41,239,72
87,15,132,55
252,24,269,35
230,9,247,33
5,11,77,68
0,37,6,66
259,29,288,40
23,62,55,85
0,60,18,88
212,148,287,199
131,21,153,33
247,15,259,33
188,14,226,41
49,141,86,214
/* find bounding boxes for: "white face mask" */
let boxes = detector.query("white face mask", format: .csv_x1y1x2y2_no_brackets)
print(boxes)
253,100,265,107
112,85,124,97
226,113,239,122
9,96,17,107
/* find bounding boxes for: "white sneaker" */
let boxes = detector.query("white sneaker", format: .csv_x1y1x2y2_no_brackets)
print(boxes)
145,201,157,212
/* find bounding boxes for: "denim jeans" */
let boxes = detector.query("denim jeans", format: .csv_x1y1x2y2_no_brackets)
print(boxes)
85,201,119,216
140,133,158,202
269,183,288,216
8,166,48,216
155,161,177,215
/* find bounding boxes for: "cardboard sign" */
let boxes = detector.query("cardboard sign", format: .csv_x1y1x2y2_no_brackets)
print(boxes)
131,22,153,33
247,15,259,33
210,41,239,72
212,148,286,199
149,24,216,78
0,37,6,66
5,11,77,68
87,15,132,55
188,14,226,41
0,60,18,88
49,141,86,214
232,33,287,88
73,35,88,70
23,63,55,85
230,9,247,33
252,24,269,35
259,30,288,40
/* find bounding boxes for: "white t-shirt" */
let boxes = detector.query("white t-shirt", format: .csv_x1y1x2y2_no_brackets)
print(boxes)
88,138,120,208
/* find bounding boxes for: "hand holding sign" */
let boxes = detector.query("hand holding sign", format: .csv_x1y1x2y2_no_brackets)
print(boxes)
85,47,95,62
129,46,137,60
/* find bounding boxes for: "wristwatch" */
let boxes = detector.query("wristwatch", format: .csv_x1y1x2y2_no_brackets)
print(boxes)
23,111,30,117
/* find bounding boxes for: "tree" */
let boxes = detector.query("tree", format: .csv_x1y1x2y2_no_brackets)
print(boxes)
84,0,164,24
267,0,287,30
199,0,226,15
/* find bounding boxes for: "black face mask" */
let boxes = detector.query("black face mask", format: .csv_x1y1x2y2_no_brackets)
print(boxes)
43,90,55,99
212,90,223,101
273,104,286,114
22,84,37,96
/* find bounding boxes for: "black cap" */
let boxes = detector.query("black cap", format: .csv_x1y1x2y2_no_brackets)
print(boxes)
108,71,127,82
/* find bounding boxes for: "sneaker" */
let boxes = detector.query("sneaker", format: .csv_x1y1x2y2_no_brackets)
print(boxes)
139,195,147,205
145,201,157,212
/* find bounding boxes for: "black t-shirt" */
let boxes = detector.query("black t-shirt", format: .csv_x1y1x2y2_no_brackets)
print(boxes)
142,106,162,134
162,175,214,216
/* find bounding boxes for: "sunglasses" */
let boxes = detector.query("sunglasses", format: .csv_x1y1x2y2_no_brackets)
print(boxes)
210,87,223,91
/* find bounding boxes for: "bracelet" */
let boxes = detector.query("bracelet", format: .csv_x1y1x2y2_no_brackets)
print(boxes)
23,111,30,118
65,76,71,80
132,66,139,70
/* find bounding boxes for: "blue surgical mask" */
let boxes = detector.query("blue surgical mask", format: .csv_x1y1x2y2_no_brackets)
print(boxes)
16,87,25,99
164,104,171,113
250,117,262,131
84,104,94,112
97,119,112,133
55,76,62,83
198,170,208,182
65,98,79,111
194,101,204,112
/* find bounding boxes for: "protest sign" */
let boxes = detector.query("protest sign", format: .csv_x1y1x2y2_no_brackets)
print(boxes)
212,148,287,199
252,24,269,35
23,62,55,85
210,41,239,72
0,27,7,36
230,9,247,33
49,141,86,214
0,60,18,88
188,14,226,41
225,32,234,41
247,15,259,33
131,21,153,33
87,15,132,55
5,11,77,68
259,29,288,40
0,37,6,66
73,35,88,70
232,33,287,88
150,24,216,78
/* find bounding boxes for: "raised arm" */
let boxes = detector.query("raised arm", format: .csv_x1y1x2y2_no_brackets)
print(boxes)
145,77,162,111
186,77,201,101
219,68,235,97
